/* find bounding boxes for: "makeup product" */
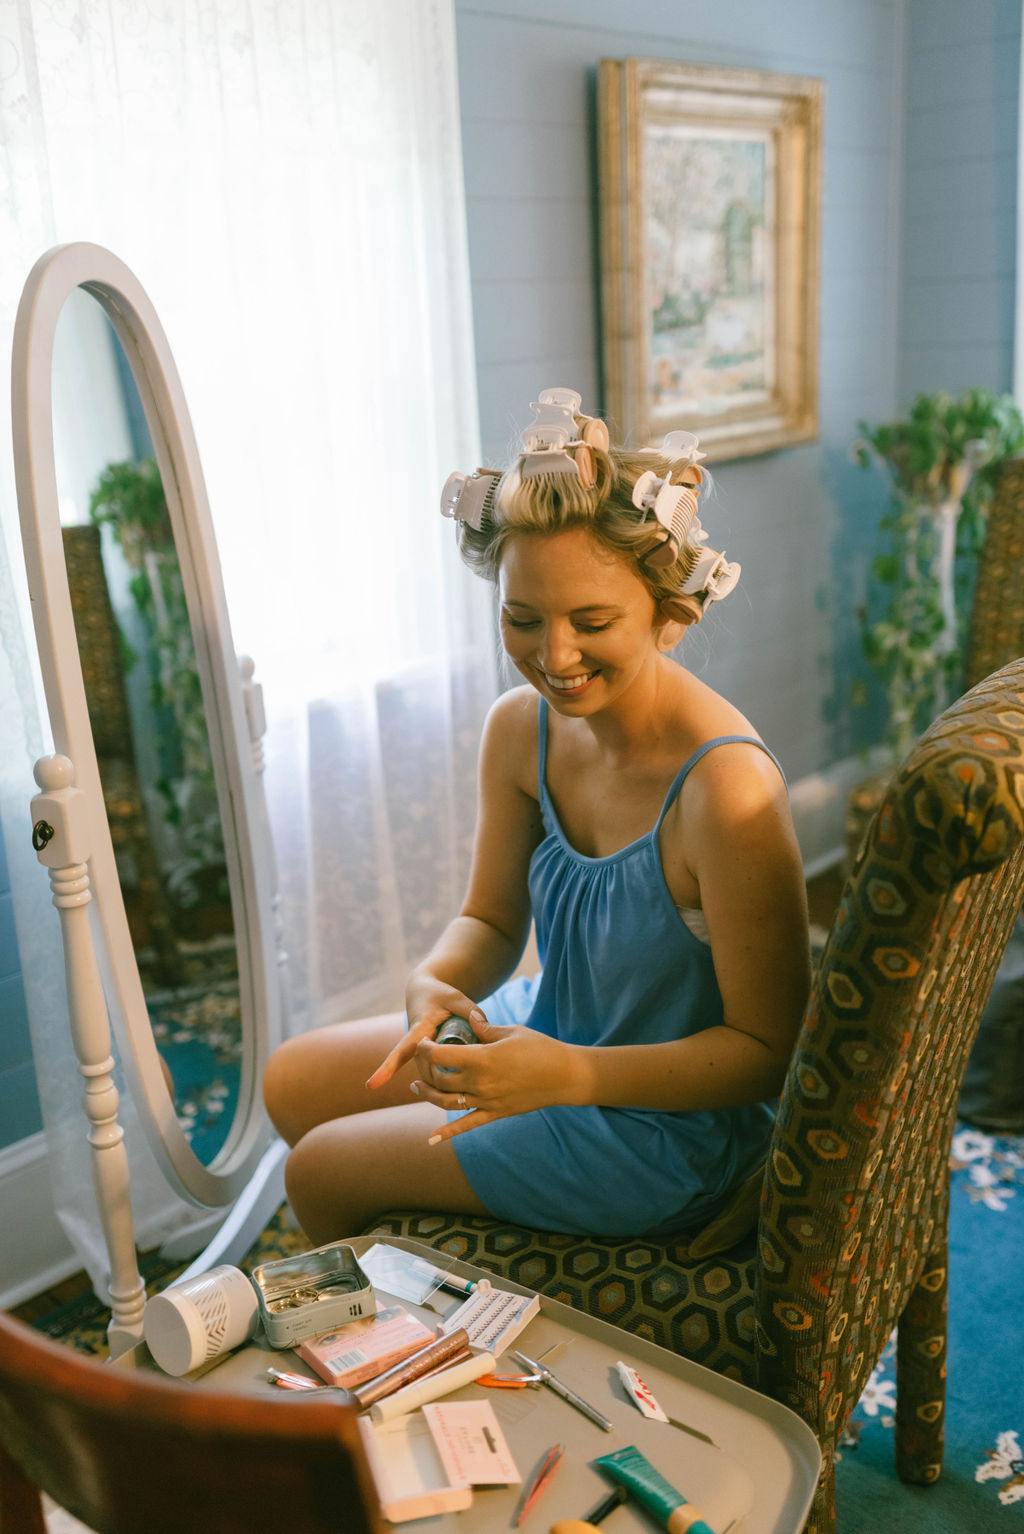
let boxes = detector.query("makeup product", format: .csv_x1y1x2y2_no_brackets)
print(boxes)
433,1014,477,1076
550,1483,628,1533
266,1367,324,1390
515,1442,564,1527
296,1304,437,1388
143,1265,259,1377
595,1446,714,1534
367,1349,497,1422
443,1281,540,1355
616,1361,716,1445
251,1241,375,1348
351,1327,470,1410
511,1350,613,1432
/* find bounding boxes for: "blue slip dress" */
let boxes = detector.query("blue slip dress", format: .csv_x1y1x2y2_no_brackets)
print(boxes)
450,698,784,1238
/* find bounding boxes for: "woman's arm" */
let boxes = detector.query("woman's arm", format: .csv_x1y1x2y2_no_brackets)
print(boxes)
420,741,810,1134
368,687,543,1088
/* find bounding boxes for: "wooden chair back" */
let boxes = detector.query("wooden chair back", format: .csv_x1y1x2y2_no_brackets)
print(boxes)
0,1310,384,1534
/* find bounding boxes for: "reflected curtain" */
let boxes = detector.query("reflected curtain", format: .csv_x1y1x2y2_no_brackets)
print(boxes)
0,0,495,1293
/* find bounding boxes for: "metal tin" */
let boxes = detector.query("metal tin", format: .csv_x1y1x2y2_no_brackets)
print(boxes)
252,1241,375,1348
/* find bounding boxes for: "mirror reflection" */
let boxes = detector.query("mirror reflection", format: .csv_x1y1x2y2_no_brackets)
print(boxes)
51,289,240,1166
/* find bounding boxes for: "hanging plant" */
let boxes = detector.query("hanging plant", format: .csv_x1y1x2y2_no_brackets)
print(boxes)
852,388,1024,759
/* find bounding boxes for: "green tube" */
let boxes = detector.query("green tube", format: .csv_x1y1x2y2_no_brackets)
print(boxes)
594,1446,715,1534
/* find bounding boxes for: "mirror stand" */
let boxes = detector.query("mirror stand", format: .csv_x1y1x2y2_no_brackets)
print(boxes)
30,753,148,1356
14,242,288,1357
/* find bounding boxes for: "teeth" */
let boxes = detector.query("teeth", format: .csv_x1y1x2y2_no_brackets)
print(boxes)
545,672,595,692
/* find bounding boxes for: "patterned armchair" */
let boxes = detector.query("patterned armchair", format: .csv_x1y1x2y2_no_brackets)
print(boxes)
368,657,1024,1532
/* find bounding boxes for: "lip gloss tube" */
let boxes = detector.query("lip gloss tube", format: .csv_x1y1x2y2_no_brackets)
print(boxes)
351,1327,470,1410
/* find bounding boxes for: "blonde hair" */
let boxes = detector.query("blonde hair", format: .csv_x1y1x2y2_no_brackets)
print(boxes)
457,443,709,623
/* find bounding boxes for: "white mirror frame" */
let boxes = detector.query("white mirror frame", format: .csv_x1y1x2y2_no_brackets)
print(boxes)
13,241,281,1208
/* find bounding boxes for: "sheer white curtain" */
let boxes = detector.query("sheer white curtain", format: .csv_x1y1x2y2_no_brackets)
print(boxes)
0,0,496,1288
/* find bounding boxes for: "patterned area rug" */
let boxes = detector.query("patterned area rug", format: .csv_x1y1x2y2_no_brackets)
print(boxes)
834,1125,1024,1531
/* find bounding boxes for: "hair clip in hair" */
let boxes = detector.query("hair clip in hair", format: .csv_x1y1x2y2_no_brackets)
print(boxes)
631,469,701,568
660,429,707,491
440,468,501,531
681,549,741,605
661,430,706,467
520,389,602,486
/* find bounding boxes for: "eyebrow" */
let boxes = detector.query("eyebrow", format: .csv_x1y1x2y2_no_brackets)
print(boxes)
502,601,623,614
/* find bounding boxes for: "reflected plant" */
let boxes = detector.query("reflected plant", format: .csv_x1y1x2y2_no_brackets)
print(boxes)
89,456,228,911
852,389,1024,758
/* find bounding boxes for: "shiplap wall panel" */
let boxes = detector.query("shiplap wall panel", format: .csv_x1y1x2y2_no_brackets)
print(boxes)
899,0,1020,396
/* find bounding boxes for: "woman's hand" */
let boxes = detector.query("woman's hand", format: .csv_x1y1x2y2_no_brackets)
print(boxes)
410,1016,587,1143
365,980,484,1091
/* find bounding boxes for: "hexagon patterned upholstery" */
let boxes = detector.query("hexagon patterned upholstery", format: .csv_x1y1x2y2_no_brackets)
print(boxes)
368,657,1024,1533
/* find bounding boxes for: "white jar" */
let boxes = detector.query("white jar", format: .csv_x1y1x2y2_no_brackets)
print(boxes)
143,1264,259,1377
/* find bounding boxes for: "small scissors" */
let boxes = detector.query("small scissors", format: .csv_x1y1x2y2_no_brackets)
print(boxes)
477,1365,545,1388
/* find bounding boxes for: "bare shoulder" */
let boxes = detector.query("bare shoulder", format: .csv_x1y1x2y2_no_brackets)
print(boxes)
481,684,540,799
687,736,787,827
664,670,790,833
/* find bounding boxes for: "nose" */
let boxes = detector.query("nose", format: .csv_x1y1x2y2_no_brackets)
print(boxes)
537,621,582,674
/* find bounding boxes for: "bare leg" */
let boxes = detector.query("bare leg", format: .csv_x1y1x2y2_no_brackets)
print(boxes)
285,1104,490,1244
263,1012,416,1146
263,1013,491,1243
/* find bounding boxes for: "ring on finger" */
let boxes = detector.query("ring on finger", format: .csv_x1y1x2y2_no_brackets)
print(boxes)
457,1092,468,1110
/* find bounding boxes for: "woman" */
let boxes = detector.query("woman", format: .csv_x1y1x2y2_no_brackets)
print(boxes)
263,389,810,1245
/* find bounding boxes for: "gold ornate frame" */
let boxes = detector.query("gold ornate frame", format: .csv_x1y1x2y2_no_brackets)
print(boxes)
598,58,823,462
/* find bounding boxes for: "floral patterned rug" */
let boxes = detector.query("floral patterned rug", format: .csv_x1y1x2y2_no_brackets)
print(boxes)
835,1125,1024,1530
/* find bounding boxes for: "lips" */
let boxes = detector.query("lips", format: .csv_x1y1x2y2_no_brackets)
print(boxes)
543,670,597,693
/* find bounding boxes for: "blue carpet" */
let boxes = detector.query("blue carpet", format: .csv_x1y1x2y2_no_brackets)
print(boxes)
835,1126,1024,1532
149,982,241,1165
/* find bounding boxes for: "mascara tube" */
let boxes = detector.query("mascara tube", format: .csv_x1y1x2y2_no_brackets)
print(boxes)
351,1327,470,1410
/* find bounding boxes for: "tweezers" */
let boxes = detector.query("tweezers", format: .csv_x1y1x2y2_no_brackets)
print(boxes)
515,1441,563,1527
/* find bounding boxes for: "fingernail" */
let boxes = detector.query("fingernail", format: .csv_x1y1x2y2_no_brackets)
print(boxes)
470,1008,485,1024
427,1134,442,1146
410,1080,420,1094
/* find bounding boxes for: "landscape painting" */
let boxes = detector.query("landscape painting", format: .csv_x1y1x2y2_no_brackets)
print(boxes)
599,59,822,461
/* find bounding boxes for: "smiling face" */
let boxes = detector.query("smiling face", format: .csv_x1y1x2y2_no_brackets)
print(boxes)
498,527,674,714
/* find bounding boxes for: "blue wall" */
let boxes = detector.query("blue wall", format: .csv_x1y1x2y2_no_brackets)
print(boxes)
0,832,42,1150
900,0,1020,397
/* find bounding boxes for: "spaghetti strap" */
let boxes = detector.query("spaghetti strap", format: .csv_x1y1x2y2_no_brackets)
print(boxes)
654,734,786,832
537,697,550,802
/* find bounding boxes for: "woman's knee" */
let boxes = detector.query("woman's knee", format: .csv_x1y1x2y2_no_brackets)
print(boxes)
262,1034,322,1146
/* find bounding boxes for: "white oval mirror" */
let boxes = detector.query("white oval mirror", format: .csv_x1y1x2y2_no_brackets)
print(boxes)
13,242,281,1206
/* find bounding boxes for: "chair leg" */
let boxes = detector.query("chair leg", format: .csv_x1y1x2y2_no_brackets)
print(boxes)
895,1244,947,1485
0,1443,47,1534
801,1452,835,1534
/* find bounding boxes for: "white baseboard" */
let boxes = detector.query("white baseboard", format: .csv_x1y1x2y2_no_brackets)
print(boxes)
0,1133,80,1309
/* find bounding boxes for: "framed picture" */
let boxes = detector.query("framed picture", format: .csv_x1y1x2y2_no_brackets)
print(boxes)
598,59,823,462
